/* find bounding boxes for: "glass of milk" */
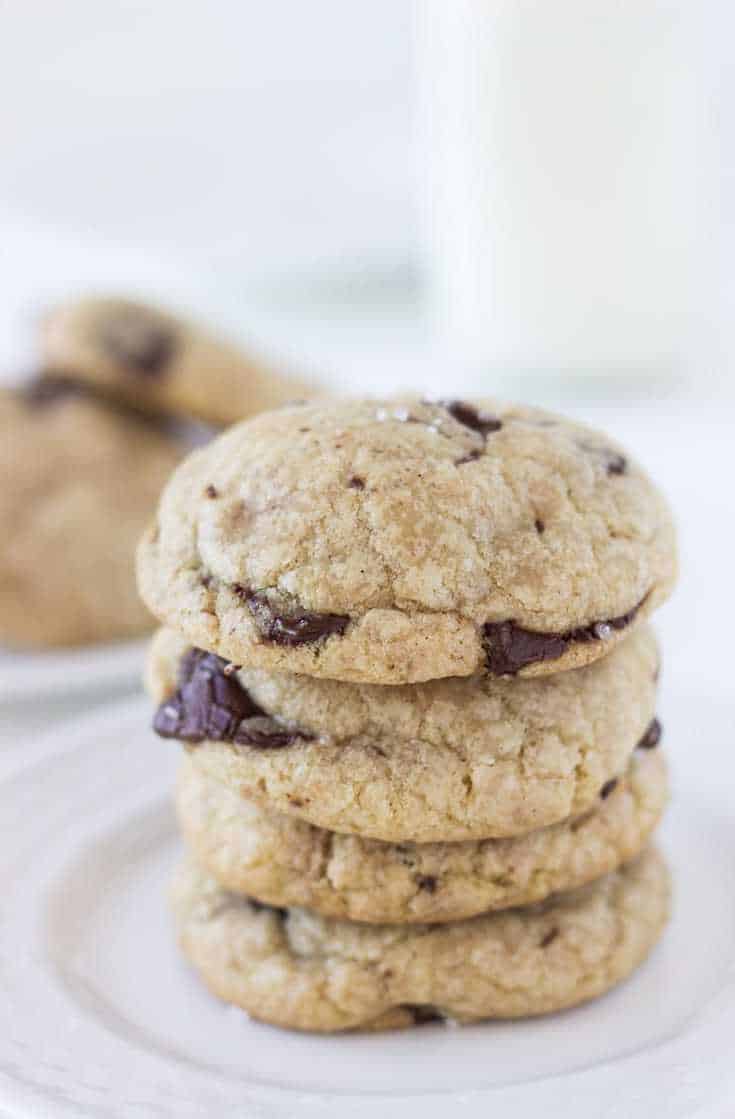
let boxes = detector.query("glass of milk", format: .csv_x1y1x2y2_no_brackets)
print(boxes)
418,0,705,374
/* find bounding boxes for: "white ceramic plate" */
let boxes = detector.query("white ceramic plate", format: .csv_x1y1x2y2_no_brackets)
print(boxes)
0,693,733,1119
0,640,147,704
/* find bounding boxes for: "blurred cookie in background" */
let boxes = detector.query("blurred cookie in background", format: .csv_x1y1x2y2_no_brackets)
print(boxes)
0,380,182,648
40,296,316,427
1,294,319,650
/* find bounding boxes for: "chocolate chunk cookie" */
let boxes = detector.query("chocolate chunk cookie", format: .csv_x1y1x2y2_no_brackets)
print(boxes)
137,398,676,684
176,748,667,923
41,296,315,428
148,625,659,841
0,384,181,647
170,848,670,1031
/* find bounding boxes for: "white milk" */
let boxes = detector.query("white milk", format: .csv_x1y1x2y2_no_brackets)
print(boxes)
418,0,701,373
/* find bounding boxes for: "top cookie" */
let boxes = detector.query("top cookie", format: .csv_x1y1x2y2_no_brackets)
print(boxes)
41,296,314,428
137,397,676,684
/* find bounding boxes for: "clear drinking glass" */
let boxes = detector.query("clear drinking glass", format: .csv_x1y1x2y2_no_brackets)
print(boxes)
418,0,708,376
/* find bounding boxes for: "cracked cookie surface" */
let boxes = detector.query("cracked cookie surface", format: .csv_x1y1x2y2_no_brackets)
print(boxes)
171,847,670,1032
0,385,181,647
149,624,659,841
137,397,676,683
41,296,314,427
176,747,667,923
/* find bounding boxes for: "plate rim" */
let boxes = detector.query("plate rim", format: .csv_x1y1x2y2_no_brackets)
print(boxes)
0,639,148,704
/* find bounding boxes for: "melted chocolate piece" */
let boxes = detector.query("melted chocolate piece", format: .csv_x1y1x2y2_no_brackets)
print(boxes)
571,601,644,641
637,718,662,750
153,647,311,747
482,622,568,675
404,1005,443,1025
455,448,482,466
441,400,503,437
205,484,219,499
415,875,438,894
482,596,646,675
348,475,365,489
600,778,618,799
534,518,545,535
21,375,85,408
540,927,559,948
97,309,176,376
236,587,350,647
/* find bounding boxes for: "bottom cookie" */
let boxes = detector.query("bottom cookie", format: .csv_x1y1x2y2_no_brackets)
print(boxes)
170,847,670,1032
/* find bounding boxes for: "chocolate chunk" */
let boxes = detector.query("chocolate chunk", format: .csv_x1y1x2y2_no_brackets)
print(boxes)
455,449,482,466
415,875,438,894
404,1005,443,1025
236,587,350,647
540,927,559,948
232,716,310,749
637,718,662,750
605,453,627,476
534,518,545,534
482,596,647,675
153,647,312,747
98,309,176,376
600,778,618,799
21,375,85,408
482,622,568,676
441,400,502,437
205,484,219,499
572,600,644,642
578,440,627,476
348,475,365,489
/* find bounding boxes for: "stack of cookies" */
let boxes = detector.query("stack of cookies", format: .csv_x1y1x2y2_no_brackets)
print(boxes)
138,397,676,1032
